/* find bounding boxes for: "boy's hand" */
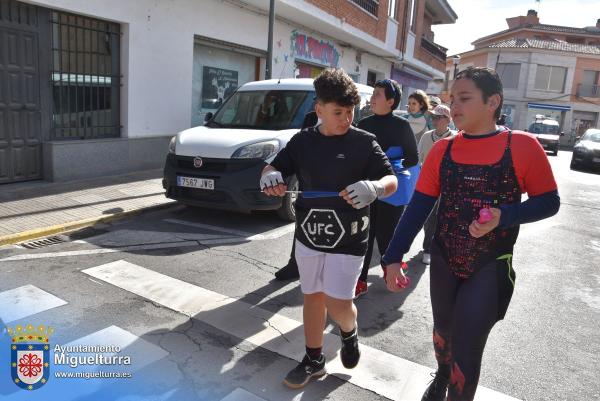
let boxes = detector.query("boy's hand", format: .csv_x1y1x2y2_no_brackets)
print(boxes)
384,263,410,292
469,207,501,238
340,180,384,209
260,171,287,197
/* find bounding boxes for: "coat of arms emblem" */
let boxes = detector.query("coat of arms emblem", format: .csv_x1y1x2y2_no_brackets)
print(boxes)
8,324,53,390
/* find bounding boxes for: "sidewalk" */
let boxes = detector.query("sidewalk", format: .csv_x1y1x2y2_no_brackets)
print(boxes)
0,169,177,246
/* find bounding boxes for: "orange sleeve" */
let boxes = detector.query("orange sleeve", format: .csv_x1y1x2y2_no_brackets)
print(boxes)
415,139,449,197
510,132,558,196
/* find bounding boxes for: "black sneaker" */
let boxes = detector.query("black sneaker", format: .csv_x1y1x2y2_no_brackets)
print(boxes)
283,354,326,389
340,327,360,369
421,371,449,401
274,261,299,281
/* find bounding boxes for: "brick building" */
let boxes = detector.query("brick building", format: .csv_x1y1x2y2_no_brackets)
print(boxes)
442,9,600,144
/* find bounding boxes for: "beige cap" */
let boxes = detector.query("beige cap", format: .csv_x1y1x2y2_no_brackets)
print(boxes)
432,104,451,119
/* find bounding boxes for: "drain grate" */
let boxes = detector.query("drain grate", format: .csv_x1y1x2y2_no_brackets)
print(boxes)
20,236,67,249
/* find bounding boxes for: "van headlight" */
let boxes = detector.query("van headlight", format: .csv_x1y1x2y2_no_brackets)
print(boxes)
231,140,280,159
168,136,176,154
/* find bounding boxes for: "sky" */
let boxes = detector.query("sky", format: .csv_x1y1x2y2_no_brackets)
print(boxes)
431,0,600,56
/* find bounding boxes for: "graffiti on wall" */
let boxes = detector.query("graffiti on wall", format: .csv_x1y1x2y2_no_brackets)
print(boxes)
291,30,340,68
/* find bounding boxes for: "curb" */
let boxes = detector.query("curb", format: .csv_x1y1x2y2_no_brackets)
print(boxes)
0,202,181,246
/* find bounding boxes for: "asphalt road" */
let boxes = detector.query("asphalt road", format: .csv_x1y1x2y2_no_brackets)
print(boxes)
0,149,598,401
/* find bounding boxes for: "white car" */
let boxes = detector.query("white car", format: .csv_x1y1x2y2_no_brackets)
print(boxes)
163,78,373,221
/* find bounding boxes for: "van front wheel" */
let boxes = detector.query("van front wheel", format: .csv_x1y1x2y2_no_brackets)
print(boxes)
276,175,297,222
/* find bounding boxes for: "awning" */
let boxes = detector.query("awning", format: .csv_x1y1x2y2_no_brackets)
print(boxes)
391,68,429,90
527,103,571,111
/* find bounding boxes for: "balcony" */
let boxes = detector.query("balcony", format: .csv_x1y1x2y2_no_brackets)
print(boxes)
349,0,379,17
421,36,447,62
577,84,600,98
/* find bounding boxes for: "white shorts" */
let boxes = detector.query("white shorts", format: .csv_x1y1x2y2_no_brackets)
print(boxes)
294,240,364,300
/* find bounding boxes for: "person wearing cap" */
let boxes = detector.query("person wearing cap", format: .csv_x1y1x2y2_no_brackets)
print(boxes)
417,104,456,265
428,95,441,109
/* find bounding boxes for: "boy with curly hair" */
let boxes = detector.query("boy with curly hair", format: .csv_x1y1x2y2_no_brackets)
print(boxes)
260,68,398,388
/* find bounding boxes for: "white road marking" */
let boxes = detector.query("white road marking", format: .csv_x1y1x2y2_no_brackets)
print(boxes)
0,241,200,262
0,284,67,323
82,260,520,401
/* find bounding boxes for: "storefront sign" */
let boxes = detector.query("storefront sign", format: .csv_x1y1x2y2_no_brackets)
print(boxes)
291,31,340,68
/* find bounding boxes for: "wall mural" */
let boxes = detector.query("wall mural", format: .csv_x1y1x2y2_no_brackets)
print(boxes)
290,30,340,68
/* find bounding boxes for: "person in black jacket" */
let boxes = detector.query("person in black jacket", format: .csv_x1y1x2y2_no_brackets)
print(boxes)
354,79,418,298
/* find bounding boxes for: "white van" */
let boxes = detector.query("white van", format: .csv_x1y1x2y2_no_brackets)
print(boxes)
527,114,563,156
162,78,373,221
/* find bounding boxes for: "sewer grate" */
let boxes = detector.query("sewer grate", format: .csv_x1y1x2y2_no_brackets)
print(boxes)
20,236,68,249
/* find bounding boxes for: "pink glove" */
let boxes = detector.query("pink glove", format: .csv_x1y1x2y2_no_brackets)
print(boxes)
478,208,493,224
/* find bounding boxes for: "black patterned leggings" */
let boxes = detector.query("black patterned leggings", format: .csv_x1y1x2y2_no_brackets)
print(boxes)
429,242,515,401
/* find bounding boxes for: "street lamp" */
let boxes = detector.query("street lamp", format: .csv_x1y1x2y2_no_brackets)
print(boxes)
266,0,275,80
452,55,461,79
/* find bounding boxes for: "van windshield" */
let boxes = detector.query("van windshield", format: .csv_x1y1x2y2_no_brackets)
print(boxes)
209,90,313,130
528,122,559,135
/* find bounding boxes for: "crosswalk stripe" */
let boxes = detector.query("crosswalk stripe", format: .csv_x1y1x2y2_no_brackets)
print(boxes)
82,260,521,401
0,284,67,323
220,388,268,401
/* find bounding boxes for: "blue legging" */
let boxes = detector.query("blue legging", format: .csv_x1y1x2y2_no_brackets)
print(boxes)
429,241,515,401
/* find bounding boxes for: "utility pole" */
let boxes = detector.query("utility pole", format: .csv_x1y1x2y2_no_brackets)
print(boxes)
266,0,275,80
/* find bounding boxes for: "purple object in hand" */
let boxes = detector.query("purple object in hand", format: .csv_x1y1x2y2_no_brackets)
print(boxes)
478,208,493,224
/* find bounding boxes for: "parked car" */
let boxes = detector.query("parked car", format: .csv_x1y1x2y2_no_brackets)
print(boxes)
570,128,600,170
162,78,373,221
526,115,563,156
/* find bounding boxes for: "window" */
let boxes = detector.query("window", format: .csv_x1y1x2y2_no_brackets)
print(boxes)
350,0,379,16
388,0,397,19
497,63,521,89
410,0,418,32
50,11,121,140
534,65,567,92
211,90,311,130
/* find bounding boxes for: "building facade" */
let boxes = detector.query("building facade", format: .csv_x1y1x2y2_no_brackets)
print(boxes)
0,0,455,184
442,10,600,145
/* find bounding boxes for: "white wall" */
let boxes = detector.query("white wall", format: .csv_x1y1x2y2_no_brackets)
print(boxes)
26,0,393,139
27,0,270,138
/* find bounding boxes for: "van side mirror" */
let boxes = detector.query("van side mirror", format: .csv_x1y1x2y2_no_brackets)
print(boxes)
575,135,581,141
204,112,214,122
560,131,564,136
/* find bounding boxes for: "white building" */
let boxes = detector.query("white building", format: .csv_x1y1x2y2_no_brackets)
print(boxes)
0,0,455,183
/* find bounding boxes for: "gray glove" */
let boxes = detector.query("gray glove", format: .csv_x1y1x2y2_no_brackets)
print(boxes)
260,170,284,190
345,180,385,209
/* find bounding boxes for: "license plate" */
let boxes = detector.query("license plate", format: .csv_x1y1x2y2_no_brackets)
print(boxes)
593,157,600,163
177,176,214,190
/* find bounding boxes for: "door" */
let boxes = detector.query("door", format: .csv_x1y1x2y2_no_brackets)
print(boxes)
0,2,43,184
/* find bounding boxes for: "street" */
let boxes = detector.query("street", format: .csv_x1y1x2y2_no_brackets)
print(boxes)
1,150,598,401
